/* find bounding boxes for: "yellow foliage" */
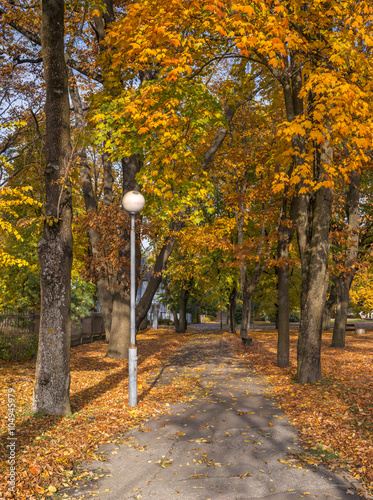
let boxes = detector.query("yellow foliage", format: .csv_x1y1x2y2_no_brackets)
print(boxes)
0,186,42,268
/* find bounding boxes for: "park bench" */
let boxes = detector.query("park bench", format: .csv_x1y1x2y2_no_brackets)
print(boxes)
345,323,356,333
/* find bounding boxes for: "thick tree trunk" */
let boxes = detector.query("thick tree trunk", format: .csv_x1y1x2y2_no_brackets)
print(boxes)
277,206,290,367
32,0,72,415
228,287,237,334
322,303,333,331
332,170,360,347
297,140,333,383
297,189,332,383
106,289,130,358
279,59,334,383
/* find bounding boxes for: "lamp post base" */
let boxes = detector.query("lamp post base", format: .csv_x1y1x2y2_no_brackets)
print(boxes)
128,345,137,406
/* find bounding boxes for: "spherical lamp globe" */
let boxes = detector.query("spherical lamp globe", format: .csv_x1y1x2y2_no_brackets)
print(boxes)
122,191,145,214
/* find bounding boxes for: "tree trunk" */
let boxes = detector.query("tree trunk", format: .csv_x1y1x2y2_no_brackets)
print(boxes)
238,215,268,339
274,62,303,367
277,263,290,367
135,221,183,330
279,60,333,383
322,303,332,331
322,275,338,331
163,275,181,332
173,306,181,333
106,155,141,359
332,170,360,347
297,140,333,383
106,289,130,358
32,0,73,415
68,71,113,341
332,275,351,347
277,204,290,367
240,289,252,338
228,287,237,334
178,285,189,333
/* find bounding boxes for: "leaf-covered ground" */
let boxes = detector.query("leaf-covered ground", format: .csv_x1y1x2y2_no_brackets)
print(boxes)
232,329,373,496
0,327,372,499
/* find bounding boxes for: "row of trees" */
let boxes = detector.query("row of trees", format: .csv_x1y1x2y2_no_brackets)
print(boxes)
0,0,373,414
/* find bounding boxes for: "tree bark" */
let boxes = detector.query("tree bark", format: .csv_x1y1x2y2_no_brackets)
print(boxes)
279,59,334,383
106,155,140,359
297,140,333,383
32,0,72,415
228,287,237,334
68,71,113,341
238,215,267,339
162,274,180,332
332,170,360,347
275,60,301,367
240,285,252,337
322,275,338,331
277,246,290,367
106,289,131,358
277,197,292,367
332,275,351,347
178,284,189,333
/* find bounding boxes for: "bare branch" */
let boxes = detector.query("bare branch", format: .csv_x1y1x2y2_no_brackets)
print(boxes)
13,56,43,65
0,8,103,82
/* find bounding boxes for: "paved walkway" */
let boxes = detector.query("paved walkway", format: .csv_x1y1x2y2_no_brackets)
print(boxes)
62,333,367,499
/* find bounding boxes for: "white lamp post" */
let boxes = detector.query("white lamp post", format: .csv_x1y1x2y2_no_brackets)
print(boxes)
122,190,145,407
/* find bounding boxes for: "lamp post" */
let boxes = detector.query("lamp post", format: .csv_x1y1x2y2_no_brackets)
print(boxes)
122,190,145,407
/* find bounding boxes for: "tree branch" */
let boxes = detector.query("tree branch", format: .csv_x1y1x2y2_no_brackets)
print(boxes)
0,8,103,82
